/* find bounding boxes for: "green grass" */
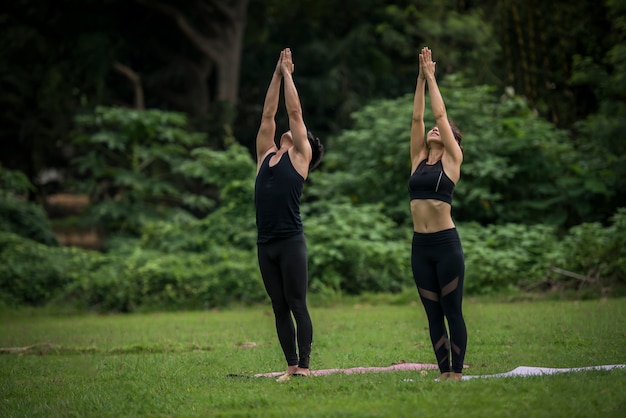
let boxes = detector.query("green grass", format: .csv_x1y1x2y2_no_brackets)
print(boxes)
1,297,625,417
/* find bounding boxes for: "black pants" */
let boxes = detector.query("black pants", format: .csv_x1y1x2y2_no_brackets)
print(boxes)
257,233,312,368
411,228,467,373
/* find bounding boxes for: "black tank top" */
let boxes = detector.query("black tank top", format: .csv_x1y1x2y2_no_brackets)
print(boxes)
408,159,455,204
255,152,304,243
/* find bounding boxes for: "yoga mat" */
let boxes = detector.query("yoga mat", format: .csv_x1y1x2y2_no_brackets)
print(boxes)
254,362,439,378
461,364,626,380
255,363,625,379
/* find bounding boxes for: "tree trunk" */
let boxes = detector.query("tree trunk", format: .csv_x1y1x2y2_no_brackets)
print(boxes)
136,0,249,115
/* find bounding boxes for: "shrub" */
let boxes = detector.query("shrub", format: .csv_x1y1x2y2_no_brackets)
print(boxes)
458,222,558,295
0,165,58,246
304,202,412,295
547,207,626,294
61,246,265,312
0,199,59,246
0,232,67,305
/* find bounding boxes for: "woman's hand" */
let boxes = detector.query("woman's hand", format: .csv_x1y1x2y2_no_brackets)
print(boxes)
419,47,436,80
418,47,427,80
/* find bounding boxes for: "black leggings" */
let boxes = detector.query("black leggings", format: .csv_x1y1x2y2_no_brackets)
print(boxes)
411,228,467,373
257,233,312,369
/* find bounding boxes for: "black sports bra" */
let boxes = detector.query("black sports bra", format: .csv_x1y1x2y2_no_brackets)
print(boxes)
408,159,455,204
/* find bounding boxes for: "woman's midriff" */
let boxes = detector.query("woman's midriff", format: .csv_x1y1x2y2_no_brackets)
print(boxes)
410,199,455,233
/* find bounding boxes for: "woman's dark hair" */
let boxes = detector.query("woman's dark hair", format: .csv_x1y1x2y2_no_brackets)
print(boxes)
448,118,464,153
307,130,324,171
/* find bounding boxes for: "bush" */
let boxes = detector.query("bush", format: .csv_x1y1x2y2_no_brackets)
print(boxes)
458,222,559,295
0,199,59,246
70,107,256,235
0,232,67,305
0,229,266,312
138,191,257,254
304,202,412,295
0,164,59,246
61,246,265,312
3,206,625,312
546,207,626,294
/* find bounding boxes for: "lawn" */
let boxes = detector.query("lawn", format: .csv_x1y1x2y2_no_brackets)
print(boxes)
1,296,625,417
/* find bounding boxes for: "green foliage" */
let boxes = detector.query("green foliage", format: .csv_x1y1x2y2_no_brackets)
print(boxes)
458,223,559,295
138,198,257,254
397,6,501,84
304,202,411,295
456,84,588,226
569,0,626,219
0,232,67,305
0,165,58,246
70,107,227,234
306,97,413,224
0,199,59,247
0,229,265,312
244,0,501,136
549,208,626,292
138,143,257,253
179,143,256,193
62,246,265,312
0,164,34,198
312,77,591,227
3,210,625,309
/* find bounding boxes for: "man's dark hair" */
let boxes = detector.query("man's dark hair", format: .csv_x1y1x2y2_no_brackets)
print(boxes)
307,130,324,171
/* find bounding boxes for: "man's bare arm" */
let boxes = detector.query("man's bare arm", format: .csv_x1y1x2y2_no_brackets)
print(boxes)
281,49,311,161
255,52,283,166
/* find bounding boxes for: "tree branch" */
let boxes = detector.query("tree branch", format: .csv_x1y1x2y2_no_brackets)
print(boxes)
549,267,596,283
112,61,145,110
135,0,222,60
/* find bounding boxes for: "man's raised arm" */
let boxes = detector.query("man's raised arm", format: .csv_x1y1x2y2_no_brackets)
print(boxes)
255,51,284,166
281,49,311,160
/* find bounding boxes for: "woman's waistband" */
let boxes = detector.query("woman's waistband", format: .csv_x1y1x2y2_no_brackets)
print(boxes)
412,228,460,246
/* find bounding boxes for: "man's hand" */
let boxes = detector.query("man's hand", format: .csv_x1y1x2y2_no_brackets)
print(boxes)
274,50,283,77
281,48,295,76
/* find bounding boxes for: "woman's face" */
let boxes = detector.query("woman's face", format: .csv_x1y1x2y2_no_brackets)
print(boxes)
426,126,441,143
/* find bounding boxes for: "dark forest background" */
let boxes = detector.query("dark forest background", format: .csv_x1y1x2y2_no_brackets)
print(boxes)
1,0,625,310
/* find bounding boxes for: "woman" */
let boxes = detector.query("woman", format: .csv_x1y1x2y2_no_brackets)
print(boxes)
407,47,467,381
255,48,324,382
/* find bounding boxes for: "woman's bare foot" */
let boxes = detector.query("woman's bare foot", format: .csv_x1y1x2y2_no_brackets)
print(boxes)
276,373,291,382
435,372,450,382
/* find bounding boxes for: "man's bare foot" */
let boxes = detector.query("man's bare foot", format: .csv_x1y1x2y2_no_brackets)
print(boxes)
276,365,299,382
448,372,463,381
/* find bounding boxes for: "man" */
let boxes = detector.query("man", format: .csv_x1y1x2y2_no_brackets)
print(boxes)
254,48,324,381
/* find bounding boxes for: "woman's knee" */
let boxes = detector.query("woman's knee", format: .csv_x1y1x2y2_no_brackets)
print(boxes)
288,298,309,316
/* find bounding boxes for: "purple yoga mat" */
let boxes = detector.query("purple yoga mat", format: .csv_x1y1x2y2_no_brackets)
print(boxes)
254,362,439,378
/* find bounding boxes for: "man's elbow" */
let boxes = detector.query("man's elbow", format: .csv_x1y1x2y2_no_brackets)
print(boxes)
287,108,304,120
